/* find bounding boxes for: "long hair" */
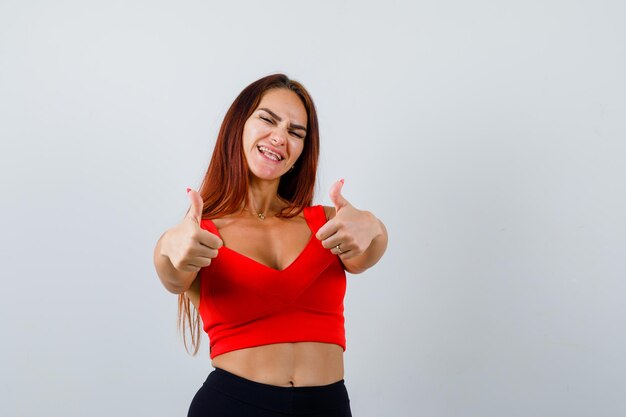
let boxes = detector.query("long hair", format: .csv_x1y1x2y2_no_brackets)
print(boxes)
178,74,320,355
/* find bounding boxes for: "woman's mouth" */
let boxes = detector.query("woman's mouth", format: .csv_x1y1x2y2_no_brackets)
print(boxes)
257,145,284,162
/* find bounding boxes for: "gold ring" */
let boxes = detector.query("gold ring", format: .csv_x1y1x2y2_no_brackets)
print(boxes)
335,244,343,254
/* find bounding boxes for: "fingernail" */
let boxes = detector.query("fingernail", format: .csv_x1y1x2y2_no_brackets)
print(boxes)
186,188,191,193
339,178,344,184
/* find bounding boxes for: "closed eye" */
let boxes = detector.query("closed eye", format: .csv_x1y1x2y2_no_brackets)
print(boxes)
260,113,304,138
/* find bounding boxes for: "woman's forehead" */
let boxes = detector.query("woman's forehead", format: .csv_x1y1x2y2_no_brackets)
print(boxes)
256,89,307,126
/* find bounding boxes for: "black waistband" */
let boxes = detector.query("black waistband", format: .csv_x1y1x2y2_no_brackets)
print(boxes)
204,367,350,414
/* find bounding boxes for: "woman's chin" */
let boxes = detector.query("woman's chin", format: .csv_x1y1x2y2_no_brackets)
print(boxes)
249,169,285,182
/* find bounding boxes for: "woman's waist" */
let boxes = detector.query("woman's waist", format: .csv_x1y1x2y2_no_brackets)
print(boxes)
210,341,344,387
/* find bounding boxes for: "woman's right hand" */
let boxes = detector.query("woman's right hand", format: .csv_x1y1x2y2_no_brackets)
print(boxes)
160,189,223,273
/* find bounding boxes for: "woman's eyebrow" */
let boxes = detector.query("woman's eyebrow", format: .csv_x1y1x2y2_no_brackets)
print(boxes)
258,107,307,131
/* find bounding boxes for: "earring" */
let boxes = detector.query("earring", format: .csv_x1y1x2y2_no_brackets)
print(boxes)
289,165,295,171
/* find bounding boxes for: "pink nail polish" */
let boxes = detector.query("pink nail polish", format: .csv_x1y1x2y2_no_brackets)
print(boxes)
340,178,344,184
186,188,191,193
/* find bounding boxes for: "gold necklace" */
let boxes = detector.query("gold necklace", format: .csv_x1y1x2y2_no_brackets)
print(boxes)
249,199,268,220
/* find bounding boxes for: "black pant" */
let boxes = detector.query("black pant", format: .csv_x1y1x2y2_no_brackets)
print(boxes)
188,367,352,417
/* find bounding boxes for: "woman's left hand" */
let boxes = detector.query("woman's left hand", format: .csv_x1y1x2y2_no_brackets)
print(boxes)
315,179,383,261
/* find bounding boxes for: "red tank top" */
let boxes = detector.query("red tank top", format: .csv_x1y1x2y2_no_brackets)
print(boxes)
197,205,347,359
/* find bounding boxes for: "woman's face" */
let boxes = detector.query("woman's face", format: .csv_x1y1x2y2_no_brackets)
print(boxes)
242,88,308,181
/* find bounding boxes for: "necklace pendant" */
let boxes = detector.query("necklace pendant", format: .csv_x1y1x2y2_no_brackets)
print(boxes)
258,213,265,220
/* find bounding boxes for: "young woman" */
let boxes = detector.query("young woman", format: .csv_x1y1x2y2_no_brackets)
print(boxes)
153,74,388,417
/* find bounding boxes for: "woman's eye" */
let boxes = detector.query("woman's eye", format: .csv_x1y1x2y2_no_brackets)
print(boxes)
290,131,304,139
260,116,273,124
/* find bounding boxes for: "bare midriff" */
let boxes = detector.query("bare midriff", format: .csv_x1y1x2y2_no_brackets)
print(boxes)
211,342,344,387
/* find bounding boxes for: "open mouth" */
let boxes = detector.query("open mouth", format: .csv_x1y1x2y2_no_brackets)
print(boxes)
257,145,284,162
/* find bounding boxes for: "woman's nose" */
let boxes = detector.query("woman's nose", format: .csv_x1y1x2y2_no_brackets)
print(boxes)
270,127,288,145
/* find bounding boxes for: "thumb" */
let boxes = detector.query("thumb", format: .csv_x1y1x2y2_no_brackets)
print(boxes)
185,188,204,224
329,179,348,212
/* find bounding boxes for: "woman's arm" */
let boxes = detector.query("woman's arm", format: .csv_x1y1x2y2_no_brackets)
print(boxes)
154,189,223,293
322,206,388,274
315,180,389,275
153,230,199,294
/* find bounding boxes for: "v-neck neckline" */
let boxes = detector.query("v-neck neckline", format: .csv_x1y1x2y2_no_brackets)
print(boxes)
206,207,318,273
221,233,315,273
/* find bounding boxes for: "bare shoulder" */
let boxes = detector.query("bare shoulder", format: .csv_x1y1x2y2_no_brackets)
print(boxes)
210,214,239,229
322,205,336,221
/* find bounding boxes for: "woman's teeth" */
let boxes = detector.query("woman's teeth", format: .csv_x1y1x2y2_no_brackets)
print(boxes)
258,146,283,161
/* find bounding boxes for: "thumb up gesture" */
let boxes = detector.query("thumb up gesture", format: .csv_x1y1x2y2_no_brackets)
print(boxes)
161,188,223,273
315,179,382,261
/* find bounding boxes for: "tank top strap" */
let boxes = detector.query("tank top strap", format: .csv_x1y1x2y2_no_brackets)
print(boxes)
303,205,328,234
200,218,222,238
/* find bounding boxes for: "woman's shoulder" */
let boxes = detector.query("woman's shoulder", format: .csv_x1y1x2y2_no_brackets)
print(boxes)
302,204,335,221
205,215,237,230
321,205,336,221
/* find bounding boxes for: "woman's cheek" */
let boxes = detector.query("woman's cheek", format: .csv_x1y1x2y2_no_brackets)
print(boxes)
290,139,305,157
255,121,272,135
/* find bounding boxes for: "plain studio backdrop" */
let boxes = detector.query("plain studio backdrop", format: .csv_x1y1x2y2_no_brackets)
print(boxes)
1,1,625,416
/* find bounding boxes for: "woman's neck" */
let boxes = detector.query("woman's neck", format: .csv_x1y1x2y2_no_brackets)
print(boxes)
246,177,283,218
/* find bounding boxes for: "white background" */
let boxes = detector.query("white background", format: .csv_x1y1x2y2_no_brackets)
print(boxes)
1,1,625,416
